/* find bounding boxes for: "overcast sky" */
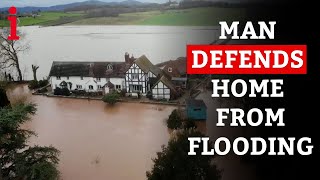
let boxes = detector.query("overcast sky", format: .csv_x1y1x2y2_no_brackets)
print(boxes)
0,0,167,8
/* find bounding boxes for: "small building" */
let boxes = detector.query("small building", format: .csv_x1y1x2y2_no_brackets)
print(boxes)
186,99,207,120
103,81,115,94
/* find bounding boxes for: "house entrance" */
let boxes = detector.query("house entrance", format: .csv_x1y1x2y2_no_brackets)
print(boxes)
130,85,142,92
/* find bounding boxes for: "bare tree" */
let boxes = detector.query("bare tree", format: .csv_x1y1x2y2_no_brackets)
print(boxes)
0,30,29,81
31,64,39,81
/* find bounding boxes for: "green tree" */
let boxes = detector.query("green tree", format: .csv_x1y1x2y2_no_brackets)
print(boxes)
146,129,221,180
166,109,182,129
182,119,197,129
0,104,60,180
102,93,120,105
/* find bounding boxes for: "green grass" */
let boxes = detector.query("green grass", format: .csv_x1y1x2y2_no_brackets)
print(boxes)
0,12,83,27
68,7,245,26
67,11,161,25
139,7,245,26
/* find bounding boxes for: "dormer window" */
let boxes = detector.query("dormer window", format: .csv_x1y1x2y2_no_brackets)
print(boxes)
107,64,113,70
56,76,61,80
168,67,172,72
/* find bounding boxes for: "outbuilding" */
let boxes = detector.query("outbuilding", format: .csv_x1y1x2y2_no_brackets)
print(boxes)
186,99,207,120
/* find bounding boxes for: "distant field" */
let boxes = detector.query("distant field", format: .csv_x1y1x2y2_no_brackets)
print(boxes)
67,11,160,25
68,7,246,26
0,12,83,27
139,7,245,26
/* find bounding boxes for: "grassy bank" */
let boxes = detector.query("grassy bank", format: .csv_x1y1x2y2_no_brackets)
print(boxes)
0,12,84,27
68,7,245,26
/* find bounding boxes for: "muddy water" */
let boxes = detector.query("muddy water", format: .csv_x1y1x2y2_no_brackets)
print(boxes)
6,85,176,180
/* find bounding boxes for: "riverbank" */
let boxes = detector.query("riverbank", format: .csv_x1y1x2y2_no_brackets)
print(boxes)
32,92,186,107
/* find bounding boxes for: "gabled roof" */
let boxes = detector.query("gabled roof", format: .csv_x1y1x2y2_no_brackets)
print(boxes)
103,81,114,88
134,55,162,76
186,99,207,108
49,61,130,78
156,57,186,77
60,81,67,86
152,75,177,94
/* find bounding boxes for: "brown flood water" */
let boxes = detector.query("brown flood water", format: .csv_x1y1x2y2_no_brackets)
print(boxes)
6,85,177,180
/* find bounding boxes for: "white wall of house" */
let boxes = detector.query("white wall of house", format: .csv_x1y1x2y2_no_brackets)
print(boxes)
152,81,171,100
104,86,111,94
148,71,156,78
50,76,124,92
108,78,125,90
85,79,98,92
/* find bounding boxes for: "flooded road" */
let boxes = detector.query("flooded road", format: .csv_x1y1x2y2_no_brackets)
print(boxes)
6,85,176,180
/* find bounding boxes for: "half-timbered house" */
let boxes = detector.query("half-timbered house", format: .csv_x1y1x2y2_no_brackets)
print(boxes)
151,75,177,100
48,53,184,100
125,55,162,95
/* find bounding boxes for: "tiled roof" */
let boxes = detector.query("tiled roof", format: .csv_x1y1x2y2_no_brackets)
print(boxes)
152,75,177,94
49,61,130,78
186,99,207,108
156,57,186,77
134,55,162,76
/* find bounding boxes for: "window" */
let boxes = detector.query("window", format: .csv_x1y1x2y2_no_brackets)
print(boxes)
81,76,84,80
98,85,102,89
193,108,201,111
116,85,121,89
168,67,172,72
56,76,61,80
89,85,94,90
131,74,139,80
67,76,69,80
131,85,142,92
96,77,101,82
107,64,113,70
76,85,82,89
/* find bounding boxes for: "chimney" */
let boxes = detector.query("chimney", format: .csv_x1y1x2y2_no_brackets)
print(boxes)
89,63,94,77
125,52,130,64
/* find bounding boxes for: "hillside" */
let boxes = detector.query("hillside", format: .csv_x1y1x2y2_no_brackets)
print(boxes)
67,7,245,26
0,0,154,13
